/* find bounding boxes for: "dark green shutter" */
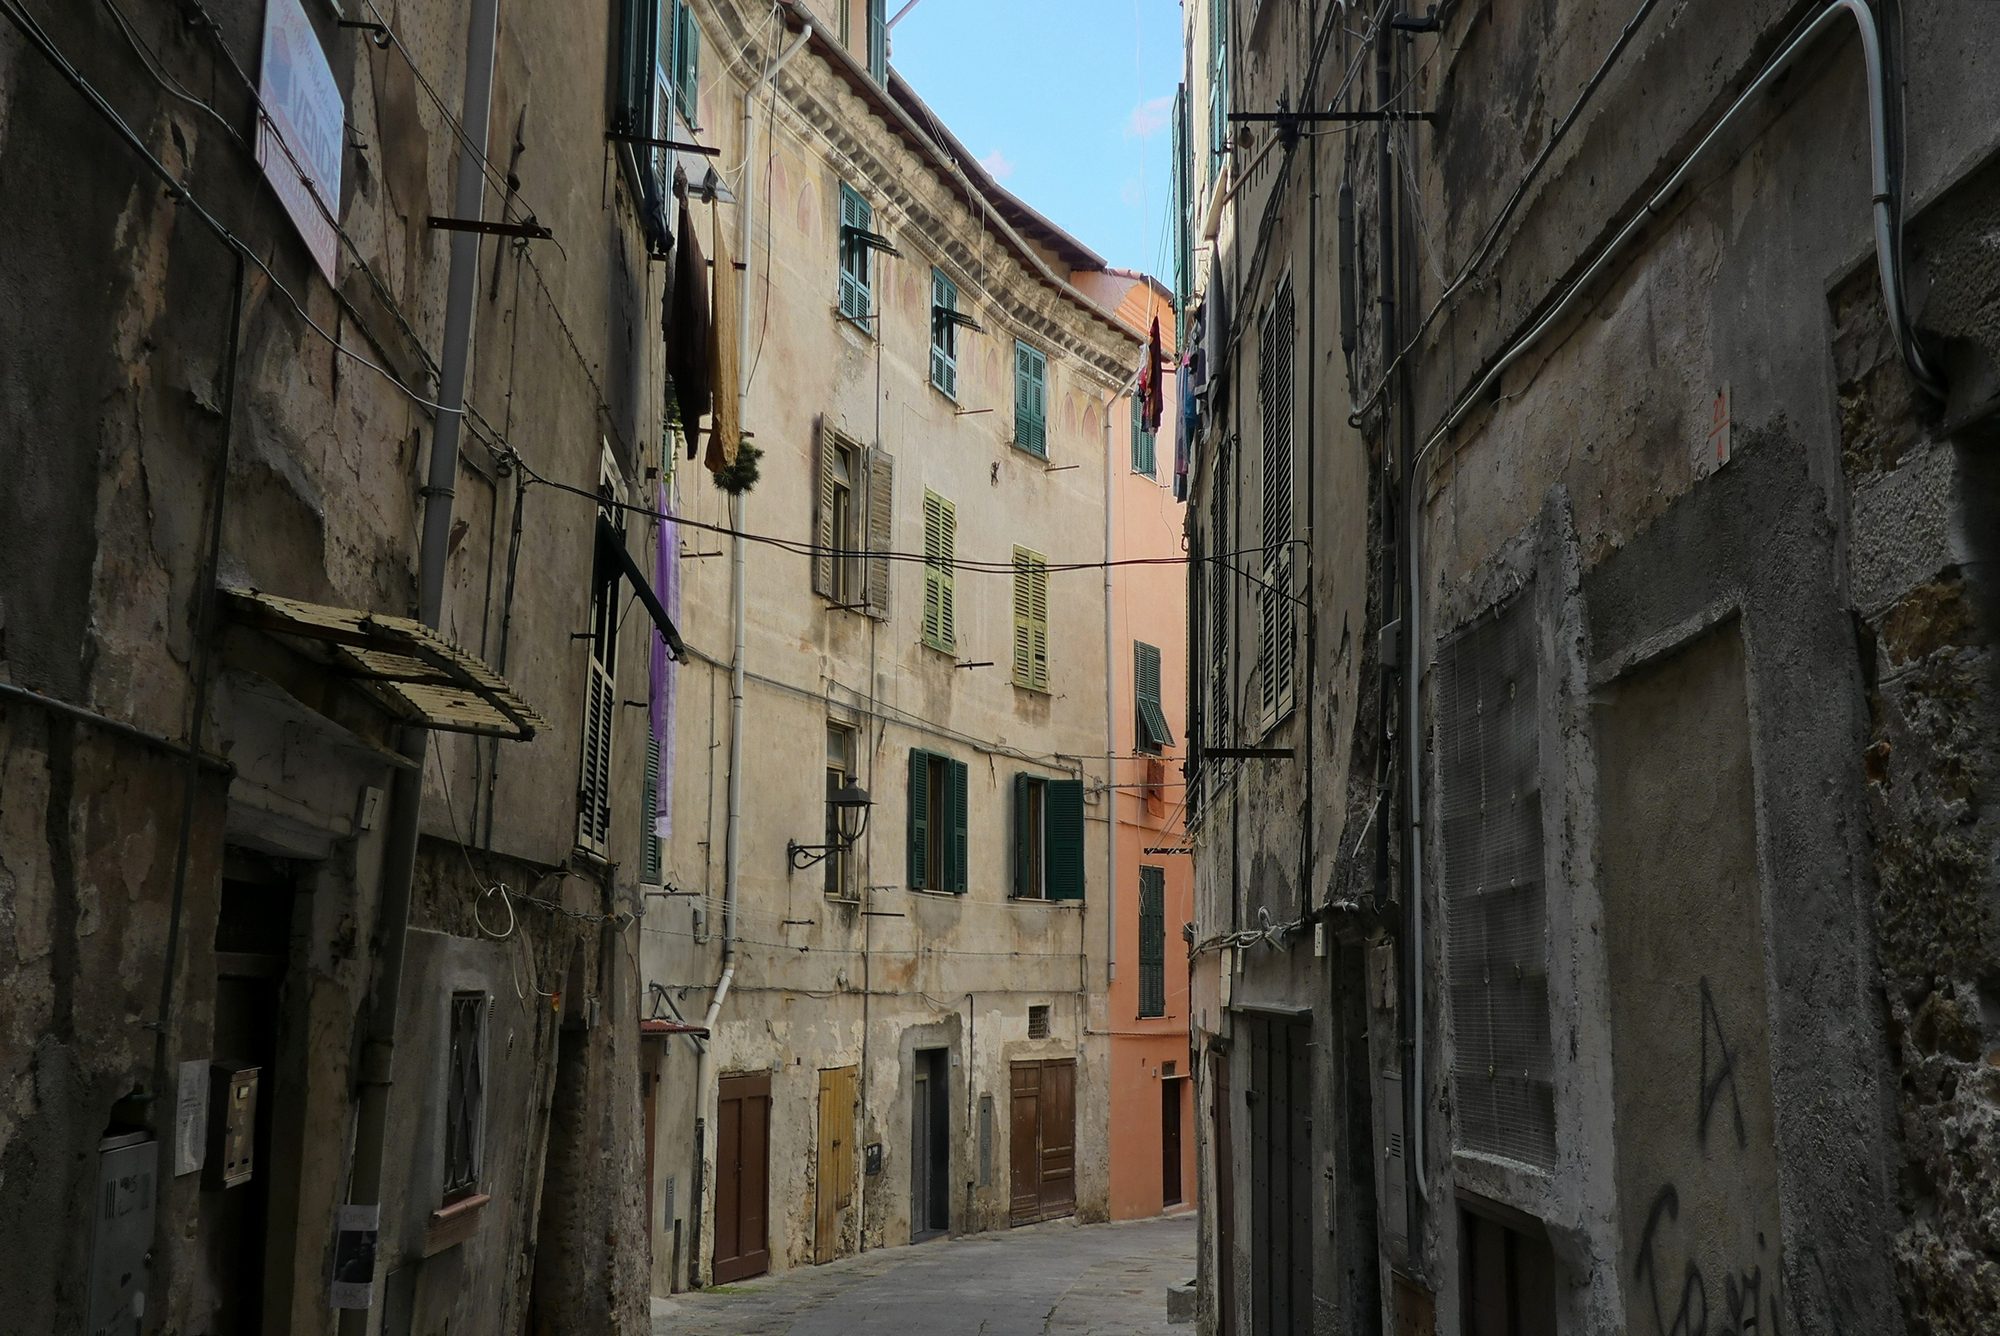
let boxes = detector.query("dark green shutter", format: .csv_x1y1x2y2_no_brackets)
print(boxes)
1138,867,1166,1017
1012,774,1034,898
1045,779,1085,901
867,0,887,82
1137,640,1174,751
673,1,701,124
1131,395,1156,476
614,0,660,136
950,759,969,893
931,269,958,397
840,184,872,322
907,747,929,888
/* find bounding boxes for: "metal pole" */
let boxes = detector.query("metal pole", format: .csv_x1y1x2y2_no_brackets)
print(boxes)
339,0,499,1326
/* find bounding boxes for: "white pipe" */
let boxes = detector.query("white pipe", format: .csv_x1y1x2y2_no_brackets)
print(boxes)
1399,0,1938,1205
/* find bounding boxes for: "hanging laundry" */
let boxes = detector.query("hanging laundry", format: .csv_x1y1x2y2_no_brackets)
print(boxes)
1176,353,1195,501
668,193,712,458
706,197,741,474
1145,315,1166,433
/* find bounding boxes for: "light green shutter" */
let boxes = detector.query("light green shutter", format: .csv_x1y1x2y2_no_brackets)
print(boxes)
1012,547,1049,692
949,759,969,893
930,269,958,397
839,184,871,322
907,748,929,888
923,491,955,651
1045,779,1085,901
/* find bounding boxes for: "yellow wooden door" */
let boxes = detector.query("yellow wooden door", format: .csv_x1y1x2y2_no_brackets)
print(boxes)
814,1066,858,1263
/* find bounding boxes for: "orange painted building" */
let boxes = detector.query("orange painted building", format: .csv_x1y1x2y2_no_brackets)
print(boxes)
1078,270,1197,1222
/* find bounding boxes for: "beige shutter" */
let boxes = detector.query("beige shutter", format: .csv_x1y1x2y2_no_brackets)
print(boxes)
865,448,893,619
812,416,834,598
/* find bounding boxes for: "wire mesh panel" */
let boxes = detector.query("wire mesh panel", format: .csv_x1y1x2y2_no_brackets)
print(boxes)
1437,593,1555,1168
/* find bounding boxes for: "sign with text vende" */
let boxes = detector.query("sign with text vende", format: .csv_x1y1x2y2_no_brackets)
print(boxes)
255,0,343,284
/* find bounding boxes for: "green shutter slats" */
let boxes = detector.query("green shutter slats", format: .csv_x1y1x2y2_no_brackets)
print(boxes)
1014,342,1046,456
1012,546,1049,692
1209,452,1232,754
1258,280,1296,723
839,184,872,323
949,759,969,893
615,0,659,136
907,747,929,888
1138,867,1166,1017
1136,640,1174,751
1045,779,1085,901
1012,774,1034,898
673,0,700,123
1131,394,1156,477
812,417,835,597
930,269,958,398
923,490,955,651
867,0,887,82
641,723,663,884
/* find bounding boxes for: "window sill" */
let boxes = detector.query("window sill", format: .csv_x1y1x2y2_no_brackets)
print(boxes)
1012,680,1051,697
1008,896,1080,909
1010,440,1048,462
909,885,966,898
920,638,957,657
423,1192,490,1258
929,377,959,404
834,306,876,339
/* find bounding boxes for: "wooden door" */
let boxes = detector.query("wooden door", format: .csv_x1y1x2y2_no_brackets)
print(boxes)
1211,1050,1236,1335
1162,1080,1183,1206
1007,1059,1076,1226
714,1071,771,1283
814,1066,856,1264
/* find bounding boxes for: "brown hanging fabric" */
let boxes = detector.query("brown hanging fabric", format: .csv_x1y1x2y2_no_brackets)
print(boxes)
668,192,712,458
705,197,741,475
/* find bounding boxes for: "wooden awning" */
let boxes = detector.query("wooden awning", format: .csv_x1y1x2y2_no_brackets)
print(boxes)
224,589,548,741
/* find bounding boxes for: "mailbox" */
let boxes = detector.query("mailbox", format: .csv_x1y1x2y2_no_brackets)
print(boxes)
206,1063,260,1189
87,1131,155,1335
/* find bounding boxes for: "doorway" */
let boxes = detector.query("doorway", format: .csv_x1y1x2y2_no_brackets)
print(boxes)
815,1066,857,1263
1247,1015,1313,1336
1162,1078,1184,1207
713,1071,771,1283
1007,1059,1076,1226
910,1049,950,1240
1210,1049,1236,1335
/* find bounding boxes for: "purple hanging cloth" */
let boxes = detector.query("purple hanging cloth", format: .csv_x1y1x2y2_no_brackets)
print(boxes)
649,481,680,848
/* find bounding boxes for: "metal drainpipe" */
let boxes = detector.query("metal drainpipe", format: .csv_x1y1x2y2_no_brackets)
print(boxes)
1103,362,1147,984
339,0,500,1329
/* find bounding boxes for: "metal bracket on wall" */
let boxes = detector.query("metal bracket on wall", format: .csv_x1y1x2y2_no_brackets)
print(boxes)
603,130,721,157
427,215,553,240
1204,746,1296,760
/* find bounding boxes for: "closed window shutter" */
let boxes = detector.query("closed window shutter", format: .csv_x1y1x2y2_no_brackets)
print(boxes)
1131,395,1155,476
1012,547,1049,692
839,185,871,322
1258,281,1295,723
641,723,662,883
1138,867,1166,1017
1014,343,1046,456
949,759,969,893
1012,774,1034,898
614,0,659,136
1186,530,1203,822
1029,555,1049,691
578,659,616,854
931,269,958,398
812,417,835,597
1045,779,1085,901
1210,455,1231,755
864,448,893,618
673,0,700,123
1173,86,1192,350
923,491,955,651
1136,640,1173,751
867,0,887,81
907,747,930,888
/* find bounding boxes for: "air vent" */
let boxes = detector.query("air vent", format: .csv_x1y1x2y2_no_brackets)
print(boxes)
1028,1005,1050,1039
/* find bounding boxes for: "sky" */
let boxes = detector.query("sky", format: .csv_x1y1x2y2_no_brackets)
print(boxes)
887,0,1185,276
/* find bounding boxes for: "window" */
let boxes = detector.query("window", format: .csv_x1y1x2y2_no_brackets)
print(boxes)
1138,866,1166,1018
1014,341,1047,456
825,722,858,899
443,992,486,1201
1131,393,1157,477
1012,774,1085,901
838,183,873,325
922,490,957,652
930,268,960,398
866,0,887,82
613,0,697,253
1258,280,1297,725
1011,546,1050,692
1027,1005,1051,1039
1135,640,1173,753
906,748,968,892
667,0,699,124
1208,0,1230,184
578,472,623,856
814,423,892,615
1173,85,1193,351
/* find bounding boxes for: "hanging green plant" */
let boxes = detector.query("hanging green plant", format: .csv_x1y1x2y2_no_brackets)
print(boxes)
714,440,762,494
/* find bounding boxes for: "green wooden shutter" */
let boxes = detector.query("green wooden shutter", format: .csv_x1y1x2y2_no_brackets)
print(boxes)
1173,85,1192,351
930,269,958,397
1012,547,1049,691
1014,342,1046,456
1259,280,1296,722
923,491,955,651
672,0,700,123
867,0,887,82
839,184,871,322
641,723,663,883
1138,867,1166,1016
1131,394,1156,476
1136,640,1173,751
907,748,930,888
949,759,969,893
1045,779,1085,901
614,0,660,136
1028,554,1049,691
1012,774,1034,898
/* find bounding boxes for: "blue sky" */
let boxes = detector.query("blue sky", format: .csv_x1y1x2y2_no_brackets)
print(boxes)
887,0,1184,276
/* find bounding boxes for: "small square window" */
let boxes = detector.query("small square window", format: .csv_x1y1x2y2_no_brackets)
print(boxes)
443,993,486,1202
1028,1005,1051,1039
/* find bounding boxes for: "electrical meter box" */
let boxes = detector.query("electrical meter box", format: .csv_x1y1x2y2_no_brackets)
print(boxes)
206,1063,260,1189
88,1130,155,1335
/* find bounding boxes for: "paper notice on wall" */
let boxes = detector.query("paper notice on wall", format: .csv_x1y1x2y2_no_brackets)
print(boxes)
1697,382,1733,477
173,1059,208,1176
330,1203,380,1309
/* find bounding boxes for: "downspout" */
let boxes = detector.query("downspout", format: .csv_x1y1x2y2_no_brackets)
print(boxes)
1102,364,1142,983
340,0,500,1328
1393,0,1942,1225
694,20,810,1287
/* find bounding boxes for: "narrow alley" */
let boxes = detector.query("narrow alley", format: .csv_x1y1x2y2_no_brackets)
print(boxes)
650,1216,1195,1336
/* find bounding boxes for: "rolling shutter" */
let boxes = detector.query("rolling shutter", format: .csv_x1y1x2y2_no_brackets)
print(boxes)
907,748,930,889
1045,779,1085,901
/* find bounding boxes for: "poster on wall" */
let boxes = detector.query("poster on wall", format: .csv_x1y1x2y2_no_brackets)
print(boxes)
255,0,344,284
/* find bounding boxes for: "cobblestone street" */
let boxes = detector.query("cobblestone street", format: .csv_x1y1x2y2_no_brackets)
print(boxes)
650,1215,1196,1336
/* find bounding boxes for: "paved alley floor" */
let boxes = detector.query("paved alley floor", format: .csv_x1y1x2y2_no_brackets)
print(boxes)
650,1213,1196,1336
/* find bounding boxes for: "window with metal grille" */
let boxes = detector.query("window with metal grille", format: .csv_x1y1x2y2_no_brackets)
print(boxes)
1012,774,1085,901
1012,546,1050,692
930,268,959,398
907,748,967,892
1014,341,1048,456
1438,592,1556,1169
922,491,957,652
1028,1005,1051,1039
1257,280,1296,726
838,183,873,326
1138,866,1166,1018
443,993,486,1201
1135,640,1174,753
1131,393,1157,477
825,722,858,899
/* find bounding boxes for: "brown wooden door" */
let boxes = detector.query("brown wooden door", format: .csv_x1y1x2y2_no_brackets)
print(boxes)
1007,1059,1077,1226
714,1071,771,1283
1162,1079,1183,1206
814,1066,857,1264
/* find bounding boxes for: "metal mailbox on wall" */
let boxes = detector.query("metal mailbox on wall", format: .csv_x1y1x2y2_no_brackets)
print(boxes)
88,1131,156,1336
206,1063,260,1189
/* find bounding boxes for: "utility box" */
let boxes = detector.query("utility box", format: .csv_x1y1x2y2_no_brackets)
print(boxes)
88,1131,156,1335
206,1063,260,1189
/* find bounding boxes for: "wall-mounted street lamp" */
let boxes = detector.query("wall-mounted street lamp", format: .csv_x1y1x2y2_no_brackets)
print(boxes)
787,781,873,871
